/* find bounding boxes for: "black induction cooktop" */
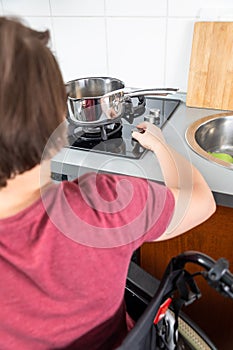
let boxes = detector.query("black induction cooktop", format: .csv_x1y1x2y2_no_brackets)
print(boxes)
67,97,180,159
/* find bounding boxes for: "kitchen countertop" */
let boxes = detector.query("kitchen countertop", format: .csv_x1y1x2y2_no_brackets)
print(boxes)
51,93,233,207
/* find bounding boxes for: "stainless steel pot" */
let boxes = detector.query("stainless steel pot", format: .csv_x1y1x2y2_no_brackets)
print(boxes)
66,77,178,126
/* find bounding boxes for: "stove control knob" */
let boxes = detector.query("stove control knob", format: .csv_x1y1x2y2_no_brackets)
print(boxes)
149,108,160,118
144,108,161,125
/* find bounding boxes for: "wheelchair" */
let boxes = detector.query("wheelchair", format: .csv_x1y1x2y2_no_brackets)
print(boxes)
118,250,233,350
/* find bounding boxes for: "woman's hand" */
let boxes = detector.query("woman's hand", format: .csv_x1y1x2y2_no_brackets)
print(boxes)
132,122,166,151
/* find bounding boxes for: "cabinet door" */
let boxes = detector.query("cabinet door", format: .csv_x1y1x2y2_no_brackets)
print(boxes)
140,205,233,350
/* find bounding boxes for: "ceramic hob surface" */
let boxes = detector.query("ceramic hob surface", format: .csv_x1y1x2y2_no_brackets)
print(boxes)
67,97,180,159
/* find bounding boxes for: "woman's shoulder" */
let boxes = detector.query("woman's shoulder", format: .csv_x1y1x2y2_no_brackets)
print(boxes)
61,172,172,204
41,173,175,248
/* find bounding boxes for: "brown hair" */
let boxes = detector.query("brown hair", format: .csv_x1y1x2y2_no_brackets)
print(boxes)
0,17,67,188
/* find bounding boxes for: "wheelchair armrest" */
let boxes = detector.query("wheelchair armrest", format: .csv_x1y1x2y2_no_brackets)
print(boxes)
127,261,160,300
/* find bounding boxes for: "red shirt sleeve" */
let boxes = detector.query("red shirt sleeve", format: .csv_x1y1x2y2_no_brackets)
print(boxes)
62,172,175,249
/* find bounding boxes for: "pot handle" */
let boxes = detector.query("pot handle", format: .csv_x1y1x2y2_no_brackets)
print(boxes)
124,87,179,98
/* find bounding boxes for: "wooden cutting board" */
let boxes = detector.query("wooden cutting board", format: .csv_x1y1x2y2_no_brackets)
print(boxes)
186,21,233,110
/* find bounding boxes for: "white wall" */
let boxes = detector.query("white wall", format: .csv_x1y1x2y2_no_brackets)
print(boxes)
1,0,233,91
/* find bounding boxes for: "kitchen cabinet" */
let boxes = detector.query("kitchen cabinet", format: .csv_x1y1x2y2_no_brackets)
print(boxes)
140,205,233,350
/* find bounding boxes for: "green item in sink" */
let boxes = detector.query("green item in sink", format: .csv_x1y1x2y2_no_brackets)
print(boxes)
208,152,233,163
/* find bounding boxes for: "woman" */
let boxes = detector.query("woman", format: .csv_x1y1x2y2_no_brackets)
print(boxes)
0,16,216,350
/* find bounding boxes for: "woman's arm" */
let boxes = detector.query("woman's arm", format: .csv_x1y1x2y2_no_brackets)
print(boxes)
132,122,216,241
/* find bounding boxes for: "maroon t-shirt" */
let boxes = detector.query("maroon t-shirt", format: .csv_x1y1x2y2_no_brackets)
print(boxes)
0,173,174,349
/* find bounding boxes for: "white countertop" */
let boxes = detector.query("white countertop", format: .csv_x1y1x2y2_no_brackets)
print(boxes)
51,93,233,201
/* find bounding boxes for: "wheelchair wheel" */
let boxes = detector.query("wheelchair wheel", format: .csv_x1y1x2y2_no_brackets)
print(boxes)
169,310,217,350
125,287,217,350
125,261,217,350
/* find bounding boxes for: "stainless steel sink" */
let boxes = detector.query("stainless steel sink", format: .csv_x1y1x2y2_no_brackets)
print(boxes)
185,113,233,170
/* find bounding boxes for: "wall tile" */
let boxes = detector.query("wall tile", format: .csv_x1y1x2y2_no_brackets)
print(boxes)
2,0,231,92
168,0,233,17
2,0,50,16
106,0,167,17
50,0,105,16
52,17,108,82
165,19,195,91
106,18,166,88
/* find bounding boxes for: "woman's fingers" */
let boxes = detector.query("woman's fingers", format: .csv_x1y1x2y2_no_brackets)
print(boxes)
133,122,166,145
135,121,148,130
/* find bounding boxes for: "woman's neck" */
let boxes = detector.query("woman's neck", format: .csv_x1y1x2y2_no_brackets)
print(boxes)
0,160,53,219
